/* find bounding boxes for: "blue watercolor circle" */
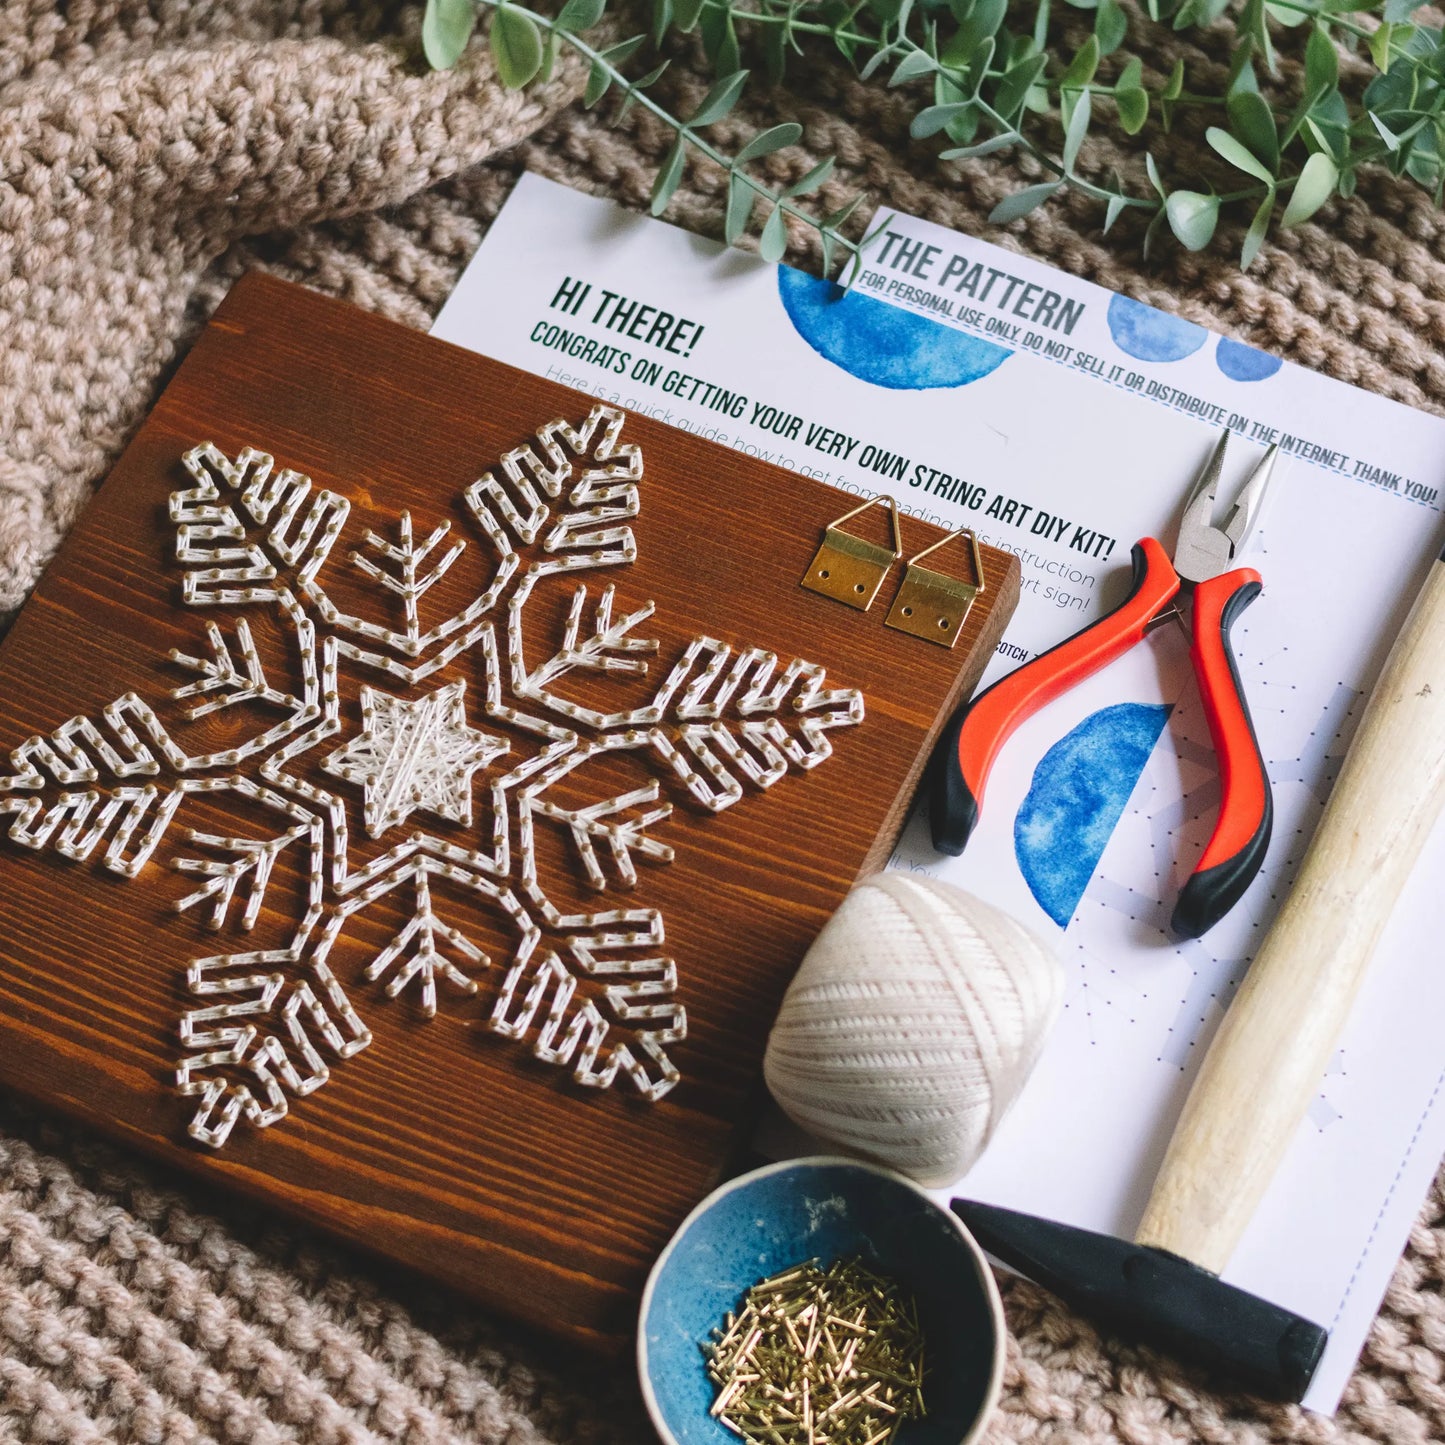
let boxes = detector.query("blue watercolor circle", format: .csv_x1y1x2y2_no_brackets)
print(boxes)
777,266,1012,390
1014,701,1171,928
1106,294,1208,363
1215,336,1283,382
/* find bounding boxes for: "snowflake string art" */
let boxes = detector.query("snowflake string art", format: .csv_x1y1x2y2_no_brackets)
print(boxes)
0,406,865,1148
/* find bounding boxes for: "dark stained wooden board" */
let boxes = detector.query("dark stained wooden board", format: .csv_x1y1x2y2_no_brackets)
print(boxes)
0,273,1019,1352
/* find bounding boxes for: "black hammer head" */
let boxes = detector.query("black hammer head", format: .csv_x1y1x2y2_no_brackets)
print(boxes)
953,1199,1328,1401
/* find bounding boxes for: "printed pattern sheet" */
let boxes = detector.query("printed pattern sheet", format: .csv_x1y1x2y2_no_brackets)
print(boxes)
433,175,1445,1412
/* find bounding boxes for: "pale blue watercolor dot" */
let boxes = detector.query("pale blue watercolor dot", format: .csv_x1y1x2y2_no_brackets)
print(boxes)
1106,294,1208,363
1014,702,1171,928
1216,336,1283,381
777,266,1012,390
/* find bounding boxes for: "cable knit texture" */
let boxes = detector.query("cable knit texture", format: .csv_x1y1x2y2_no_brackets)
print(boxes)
1,2,1444,1441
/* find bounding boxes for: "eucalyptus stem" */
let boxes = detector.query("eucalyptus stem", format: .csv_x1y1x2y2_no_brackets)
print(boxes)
501,4,831,233
421,0,1445,268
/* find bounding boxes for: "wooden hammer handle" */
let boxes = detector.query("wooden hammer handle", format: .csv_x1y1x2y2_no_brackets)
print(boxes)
1136,553,1445,1274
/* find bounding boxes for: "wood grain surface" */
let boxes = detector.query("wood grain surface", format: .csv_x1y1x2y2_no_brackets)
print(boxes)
0,273,1019,1352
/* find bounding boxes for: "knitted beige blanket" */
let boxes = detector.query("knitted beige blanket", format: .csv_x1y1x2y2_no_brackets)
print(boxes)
1,3,1442,1441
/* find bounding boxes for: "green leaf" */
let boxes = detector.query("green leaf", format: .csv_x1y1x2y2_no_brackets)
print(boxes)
759,204,789,262
611,58,662,125
890,49,936,85
964,36,996,94
600,34,646,64
672,0,706,29
1164,190,1220,250
1142,205,1167,260
988,180,1062,223
489,5,543,88
959,0,1009,50
584,60,611,106
1094,0,1128,53
716,15,741,81
422,0,476,70
650,0,672,47
1301,24,1338,95
1240,188,1274,269
725,172,757,244
698,0,726,61
1305,85,1349,162
762,20,787,84
1159,56,1184,129
940,28,973,69
823,194,866,230
1226,89,1280,172
1063,88,1091,171
1145,151,1166,199
556,0,606,29
939,130,1022,159
1364,61,1417,116
1032,0,1052,45
1227,45,1259,98
935,70,967,107
538,24,557,81
1383,0,1426,20
689,69,750,127
1249,0,1277,78
859,47,891,81
785,157,836,196
736,123,804,161
1115,87,1147,134
1282,150,1338,225
993,54,1048,118
1406,144,1438,187
1372,111,1401,152
944,104,981,145
912,102,976,138
1368,20,1393,73
1103,193,1128,233
1207,125,1275,182
1060,34,1100,89
651,137,686,216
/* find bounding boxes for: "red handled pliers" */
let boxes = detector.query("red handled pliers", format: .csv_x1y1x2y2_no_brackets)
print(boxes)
931,431,1278,938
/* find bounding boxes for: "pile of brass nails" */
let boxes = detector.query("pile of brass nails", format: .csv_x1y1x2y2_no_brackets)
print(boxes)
701,1256,926,1445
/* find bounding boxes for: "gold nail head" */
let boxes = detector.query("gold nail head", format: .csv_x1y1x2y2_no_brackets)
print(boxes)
703,1256,926,1445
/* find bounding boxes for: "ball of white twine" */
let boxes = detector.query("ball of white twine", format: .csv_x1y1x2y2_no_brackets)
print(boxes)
764,872,1065,1188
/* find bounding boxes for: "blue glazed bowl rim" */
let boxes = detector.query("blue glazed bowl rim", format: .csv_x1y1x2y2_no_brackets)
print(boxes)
636,1155,1006,1445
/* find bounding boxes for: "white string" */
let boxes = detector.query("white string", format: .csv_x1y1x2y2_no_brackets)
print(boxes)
764,873,1065,1187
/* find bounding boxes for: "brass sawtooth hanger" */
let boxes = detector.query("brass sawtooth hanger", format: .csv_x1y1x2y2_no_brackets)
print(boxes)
799,495,903,612
885,528,987,648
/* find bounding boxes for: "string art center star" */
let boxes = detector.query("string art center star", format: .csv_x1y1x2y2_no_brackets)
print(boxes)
323,678,507,839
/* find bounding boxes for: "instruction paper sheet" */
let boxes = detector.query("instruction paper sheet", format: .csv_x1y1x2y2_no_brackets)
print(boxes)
434,172,1445,1412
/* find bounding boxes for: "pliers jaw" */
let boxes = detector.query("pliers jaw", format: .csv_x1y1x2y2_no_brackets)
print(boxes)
1173,433,1279,586
928,425,1280,937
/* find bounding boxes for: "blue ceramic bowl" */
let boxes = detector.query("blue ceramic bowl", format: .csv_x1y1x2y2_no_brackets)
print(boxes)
638,1157,1004,1445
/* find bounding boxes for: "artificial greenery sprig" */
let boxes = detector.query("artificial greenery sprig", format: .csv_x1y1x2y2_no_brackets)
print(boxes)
424,0,1445,272
425,0,885,280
